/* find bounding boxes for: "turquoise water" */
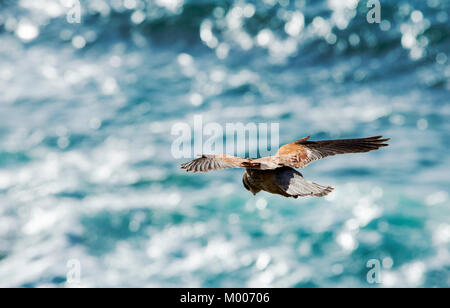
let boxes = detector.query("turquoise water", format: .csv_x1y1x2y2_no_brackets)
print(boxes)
0,0,449,287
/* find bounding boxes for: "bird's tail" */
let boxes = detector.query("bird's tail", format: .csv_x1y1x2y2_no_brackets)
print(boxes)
307,182,334,197
288,176,334,198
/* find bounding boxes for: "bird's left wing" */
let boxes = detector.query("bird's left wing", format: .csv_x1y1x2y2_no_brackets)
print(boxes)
181,154,258,173
276,136,390,168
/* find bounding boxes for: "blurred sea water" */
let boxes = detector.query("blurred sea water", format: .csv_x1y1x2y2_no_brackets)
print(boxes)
0,0,449,287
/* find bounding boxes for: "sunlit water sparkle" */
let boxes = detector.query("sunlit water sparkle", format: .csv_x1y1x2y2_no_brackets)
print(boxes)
0,0,449,287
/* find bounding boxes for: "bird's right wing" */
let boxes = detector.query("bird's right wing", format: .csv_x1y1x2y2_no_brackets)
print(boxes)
181,155,258,173
276,136,390,168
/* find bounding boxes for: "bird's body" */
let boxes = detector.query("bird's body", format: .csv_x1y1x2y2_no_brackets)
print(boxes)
242,167,334,198
181,136,389,198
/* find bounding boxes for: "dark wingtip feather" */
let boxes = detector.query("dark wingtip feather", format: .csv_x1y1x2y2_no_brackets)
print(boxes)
180,160,195,172
366,136,383,140
360,136,390,151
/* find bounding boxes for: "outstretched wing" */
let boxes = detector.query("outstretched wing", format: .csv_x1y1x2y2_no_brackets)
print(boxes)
276,136,390,168
181,154,258,173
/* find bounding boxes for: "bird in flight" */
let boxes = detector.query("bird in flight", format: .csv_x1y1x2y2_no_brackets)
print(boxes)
181,136,390,198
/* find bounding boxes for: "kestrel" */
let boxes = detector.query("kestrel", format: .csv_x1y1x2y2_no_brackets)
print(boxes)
181,136,390,198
